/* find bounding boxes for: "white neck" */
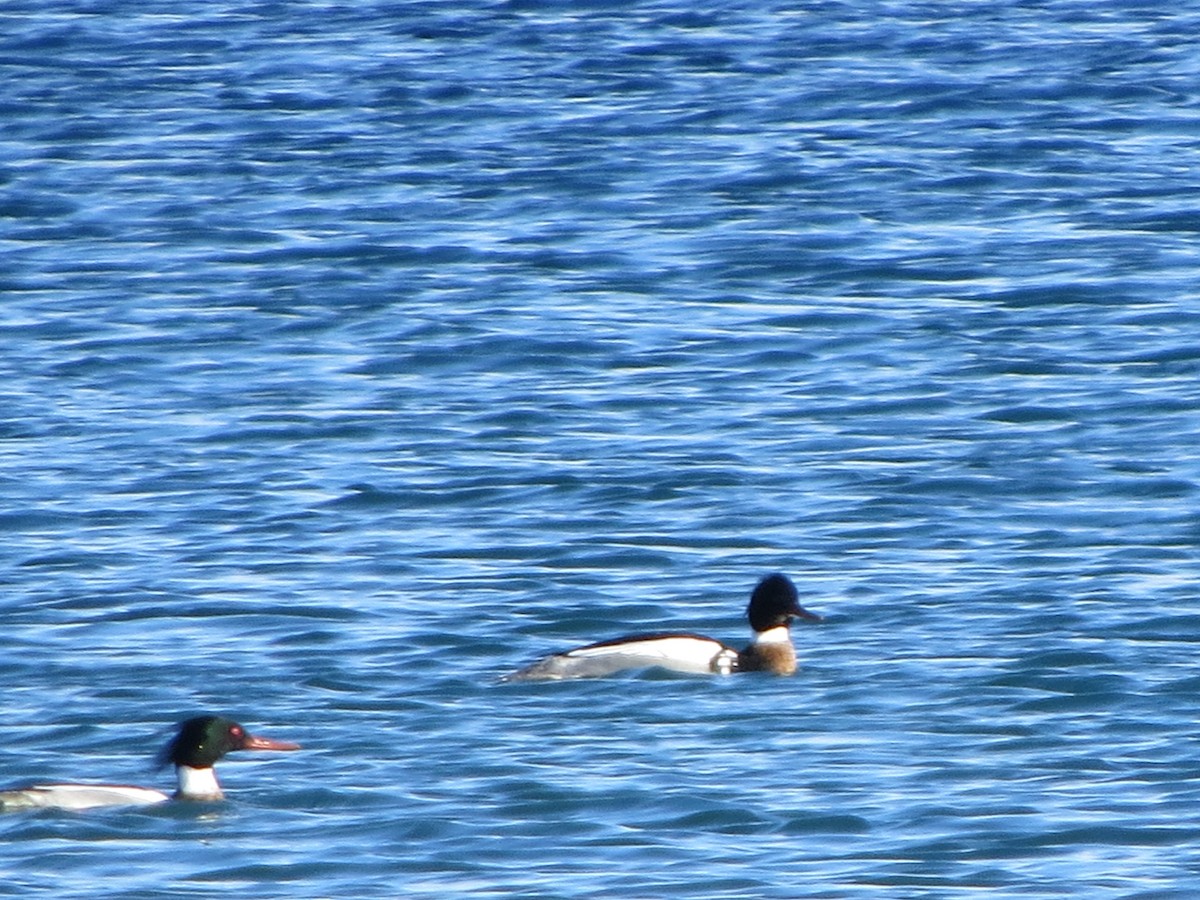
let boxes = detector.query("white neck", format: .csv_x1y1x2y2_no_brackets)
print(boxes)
752,625,791,645
175,765,223,801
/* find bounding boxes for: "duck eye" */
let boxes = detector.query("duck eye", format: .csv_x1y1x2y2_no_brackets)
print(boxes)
229,725,243,739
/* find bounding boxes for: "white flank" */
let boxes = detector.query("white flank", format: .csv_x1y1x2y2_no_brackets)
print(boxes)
0,783,169,811
567,636,729,675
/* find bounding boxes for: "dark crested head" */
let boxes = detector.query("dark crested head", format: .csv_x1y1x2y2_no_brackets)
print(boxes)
746,573,823,632
156,715,301,770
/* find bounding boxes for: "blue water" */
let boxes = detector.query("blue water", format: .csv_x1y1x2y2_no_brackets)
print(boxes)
3,0,1200,896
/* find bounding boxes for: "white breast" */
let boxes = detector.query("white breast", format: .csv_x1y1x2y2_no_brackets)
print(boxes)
751,625,791,645
175,765,223,801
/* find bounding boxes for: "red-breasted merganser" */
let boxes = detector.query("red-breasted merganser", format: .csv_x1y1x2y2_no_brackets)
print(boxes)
0,715,300,811
504,573,823,681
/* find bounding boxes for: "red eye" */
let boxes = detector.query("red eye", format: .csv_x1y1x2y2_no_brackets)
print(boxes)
230,725,243,739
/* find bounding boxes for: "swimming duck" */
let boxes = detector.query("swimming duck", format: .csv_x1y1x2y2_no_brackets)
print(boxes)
504,573,822,681
0,715,300,811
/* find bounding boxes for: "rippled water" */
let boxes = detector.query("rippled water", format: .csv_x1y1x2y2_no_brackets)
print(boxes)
3,1,1200,897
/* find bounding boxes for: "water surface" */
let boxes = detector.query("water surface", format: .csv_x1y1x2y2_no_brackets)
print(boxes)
3,1,1200,897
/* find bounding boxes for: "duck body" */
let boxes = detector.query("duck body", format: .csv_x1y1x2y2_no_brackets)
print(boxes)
0,784,170,811
504,573,821,682
0,715,300,812
509,631,741,680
